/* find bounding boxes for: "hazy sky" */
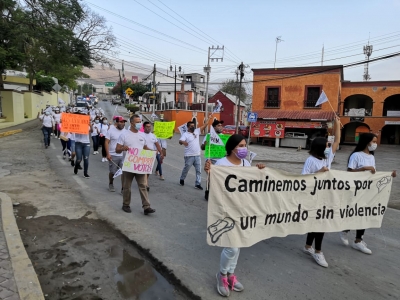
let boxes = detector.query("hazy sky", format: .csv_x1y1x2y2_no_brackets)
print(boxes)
86,0,400,93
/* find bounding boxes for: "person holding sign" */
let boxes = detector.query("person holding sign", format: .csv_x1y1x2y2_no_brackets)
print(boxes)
116,115,155,215
179,116,213,190
301,116,340,268
204,134,265,297
340,133,396,254
143,121,164,190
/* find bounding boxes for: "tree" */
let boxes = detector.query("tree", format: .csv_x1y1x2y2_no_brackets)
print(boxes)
219,79,248,102
34,72,55,92
111,81,148,100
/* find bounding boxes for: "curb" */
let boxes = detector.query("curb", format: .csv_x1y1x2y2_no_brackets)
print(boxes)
0,192,45,300
0,129,23,138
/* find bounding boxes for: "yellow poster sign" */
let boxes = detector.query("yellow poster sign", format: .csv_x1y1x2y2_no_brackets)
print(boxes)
154,121,175,139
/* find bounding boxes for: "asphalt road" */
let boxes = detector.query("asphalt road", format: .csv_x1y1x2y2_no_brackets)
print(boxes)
30,100,399,300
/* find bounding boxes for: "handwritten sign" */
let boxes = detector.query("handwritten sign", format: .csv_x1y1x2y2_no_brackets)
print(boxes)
122,148,156,174
204,134,230,158
154,121,175,139
60,113,90,134
207,167,393,247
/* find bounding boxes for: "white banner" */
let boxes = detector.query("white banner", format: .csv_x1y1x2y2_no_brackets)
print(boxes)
207,167,393,248
122,148,157,174
178,123,187,136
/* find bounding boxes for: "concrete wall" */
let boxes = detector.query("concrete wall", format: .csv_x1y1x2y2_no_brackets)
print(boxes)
1,90,25,123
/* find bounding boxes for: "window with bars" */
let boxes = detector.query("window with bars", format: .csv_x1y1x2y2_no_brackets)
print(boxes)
264,87,280,108
304,86,322,108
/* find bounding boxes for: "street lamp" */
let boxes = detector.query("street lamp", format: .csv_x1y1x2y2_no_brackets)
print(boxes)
170,64,181,109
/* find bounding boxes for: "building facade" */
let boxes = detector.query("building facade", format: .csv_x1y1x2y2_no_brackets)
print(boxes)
252,66,400,145
208,91,246,125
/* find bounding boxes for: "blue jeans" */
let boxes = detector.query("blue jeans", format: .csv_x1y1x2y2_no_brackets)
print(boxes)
75,142,90,174
180,155,201,186
92,135,99,151
155,153,162,176
42,126,52,146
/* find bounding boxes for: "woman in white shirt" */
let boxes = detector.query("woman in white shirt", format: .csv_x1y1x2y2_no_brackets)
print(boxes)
340,133,396,254
91,117,101,155
302,116,340,268
204,134,265,297
99,117,110,162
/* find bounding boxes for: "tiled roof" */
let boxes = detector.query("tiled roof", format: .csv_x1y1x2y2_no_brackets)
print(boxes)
253,110,336,120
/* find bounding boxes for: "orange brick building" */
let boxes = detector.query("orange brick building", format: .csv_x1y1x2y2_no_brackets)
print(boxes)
252,66,400,145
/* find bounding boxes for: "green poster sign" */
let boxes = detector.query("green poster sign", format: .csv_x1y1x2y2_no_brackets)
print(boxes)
204,134,230,158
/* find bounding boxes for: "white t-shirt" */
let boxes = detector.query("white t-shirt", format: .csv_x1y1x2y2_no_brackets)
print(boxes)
91,123,101,136
348,151,376,170
301,148,335,175
53,113,61,124
117,130,147,150
144,132,158,151
40,115,54,127
99,124,109,136
70,133,75,141
75,126,90,143
158,138,167,149
106,127,126,156
215,157,251,167
179,128,201,156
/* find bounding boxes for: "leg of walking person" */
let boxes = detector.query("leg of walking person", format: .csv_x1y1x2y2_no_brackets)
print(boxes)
82,143,90,178
156,153,163,180
42,127,49,148
217,247,243,297
180,156,194,185
74,142,83,174
92,136,99,153
100,136,107,159
194,155,202,188
135,174,155,215
45,127,52,146
122,171,135,212
61,140,67,158
304,232,315,253
70,140,76,167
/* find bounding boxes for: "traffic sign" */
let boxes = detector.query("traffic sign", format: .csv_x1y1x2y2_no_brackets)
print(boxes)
105,82,115,87
52,83,62,92
125,87,133,95
247,112,258,122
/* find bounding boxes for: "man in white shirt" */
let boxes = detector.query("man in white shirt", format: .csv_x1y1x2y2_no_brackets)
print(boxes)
37,110,55,148
116,114,155,215
143,121,164,190
105,116,127,192
179,116,213,190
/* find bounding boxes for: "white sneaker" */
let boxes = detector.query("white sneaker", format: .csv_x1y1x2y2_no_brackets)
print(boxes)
302,246,315,255
339,232,349,246
312,252,329,268
352,241,372,254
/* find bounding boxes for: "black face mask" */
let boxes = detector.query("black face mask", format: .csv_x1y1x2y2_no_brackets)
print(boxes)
188,126,195,132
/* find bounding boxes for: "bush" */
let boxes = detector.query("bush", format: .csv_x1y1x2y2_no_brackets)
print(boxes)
125,104,139,113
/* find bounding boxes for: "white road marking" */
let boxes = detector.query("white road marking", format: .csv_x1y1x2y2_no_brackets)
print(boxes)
72,176,90,189
50,143,56,149
56,155,67,165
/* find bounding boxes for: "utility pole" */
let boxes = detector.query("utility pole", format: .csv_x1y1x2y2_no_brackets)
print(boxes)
273,36,283,69
363,41,373,81
321,44,324,66
204,45,224,131
118,70,124,100
152,64,156,112
235,62,245,134
170,64,181,109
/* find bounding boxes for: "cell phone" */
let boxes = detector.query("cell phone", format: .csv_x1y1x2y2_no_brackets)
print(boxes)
327,143,332,147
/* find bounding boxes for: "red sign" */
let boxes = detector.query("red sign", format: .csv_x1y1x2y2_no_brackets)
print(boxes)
250,121,285,138
285,121,323,129
132,76,139,83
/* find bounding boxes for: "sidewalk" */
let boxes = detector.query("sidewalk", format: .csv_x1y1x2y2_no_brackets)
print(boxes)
0,204,19,300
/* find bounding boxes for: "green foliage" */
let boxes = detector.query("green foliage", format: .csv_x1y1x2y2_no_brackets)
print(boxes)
77,83,96,96
219,79,248,101
125,105,140,113
34,73,55,92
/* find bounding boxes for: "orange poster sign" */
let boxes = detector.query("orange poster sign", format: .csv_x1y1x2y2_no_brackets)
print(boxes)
60,113,90,134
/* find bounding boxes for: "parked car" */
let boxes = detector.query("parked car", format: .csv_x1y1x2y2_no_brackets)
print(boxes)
102,98,108,101
112,98,122,105
222,125,249,137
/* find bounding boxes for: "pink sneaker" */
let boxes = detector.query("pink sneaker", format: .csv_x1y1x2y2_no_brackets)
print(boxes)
216,273,230,297
228,274,244,292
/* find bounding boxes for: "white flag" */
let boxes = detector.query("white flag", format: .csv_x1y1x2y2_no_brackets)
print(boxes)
210,126,224,146
249,151,257,163
315,90,328,106
178,123,187,136
113,168,122,178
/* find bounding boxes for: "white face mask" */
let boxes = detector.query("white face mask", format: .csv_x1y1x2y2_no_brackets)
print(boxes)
368,143,377,152
324,148,330,157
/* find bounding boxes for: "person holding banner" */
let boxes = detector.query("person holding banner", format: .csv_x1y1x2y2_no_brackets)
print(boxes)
302,116,341,268
74,114,93,179
37,109,55,149
116,115,155,215
179,116,213,190
143,121,164,190
204,134,265,297
340,133,396,254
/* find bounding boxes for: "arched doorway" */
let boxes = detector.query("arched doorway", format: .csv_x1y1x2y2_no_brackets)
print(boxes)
343,94,373,116
381,125,400,145
342,122,370,143
383,94,400,116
